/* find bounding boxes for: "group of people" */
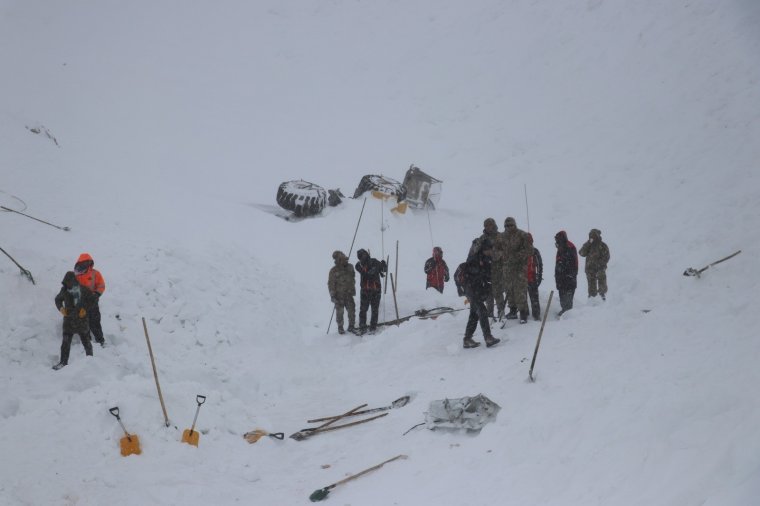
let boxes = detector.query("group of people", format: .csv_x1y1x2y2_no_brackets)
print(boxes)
52,253,106,370
327,219,610,350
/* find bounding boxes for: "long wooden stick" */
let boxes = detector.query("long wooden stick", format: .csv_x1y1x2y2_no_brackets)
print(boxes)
142,317,170,426
529,291,553,382
390,273,400,322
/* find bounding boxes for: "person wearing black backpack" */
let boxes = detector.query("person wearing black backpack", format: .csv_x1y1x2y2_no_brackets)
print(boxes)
355,249,385,334
461,236,500,349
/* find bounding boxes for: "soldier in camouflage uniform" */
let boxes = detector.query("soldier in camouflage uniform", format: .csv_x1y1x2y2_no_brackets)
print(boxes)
502,217,532,323
328,250,356,334
578,228,610,299
472,218,501,318
53,271,98,370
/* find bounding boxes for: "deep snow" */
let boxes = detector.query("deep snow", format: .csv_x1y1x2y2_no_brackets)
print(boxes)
1,1,759,505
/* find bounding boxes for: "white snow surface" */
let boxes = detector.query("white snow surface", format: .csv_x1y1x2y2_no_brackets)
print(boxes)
1,1,759,505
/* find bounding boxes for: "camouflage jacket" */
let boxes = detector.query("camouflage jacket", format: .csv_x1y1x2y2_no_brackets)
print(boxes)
503,228,531,271
578,239,610,273
328,262,356,298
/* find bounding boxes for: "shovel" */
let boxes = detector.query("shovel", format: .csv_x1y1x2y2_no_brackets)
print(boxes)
243,429,285,444
309,454,408,502
109,407,141,457
683,250,741,278
181,395,206,447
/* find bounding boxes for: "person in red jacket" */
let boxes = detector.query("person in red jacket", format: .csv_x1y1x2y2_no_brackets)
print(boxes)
424,247,450,293
74,253,106,346
526,233,543,321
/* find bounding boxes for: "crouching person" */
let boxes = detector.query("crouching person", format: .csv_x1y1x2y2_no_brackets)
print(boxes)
53,271,97,370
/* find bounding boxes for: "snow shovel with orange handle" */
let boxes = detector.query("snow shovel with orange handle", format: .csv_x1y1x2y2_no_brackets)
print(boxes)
181,395,206,447
109,407,141,457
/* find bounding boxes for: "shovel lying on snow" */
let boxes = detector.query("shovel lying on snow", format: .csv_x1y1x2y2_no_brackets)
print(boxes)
109,407,141,457
181,395,206,447
306,396,410,424
683,250,741,278
309,454,408,502
243,429,285,444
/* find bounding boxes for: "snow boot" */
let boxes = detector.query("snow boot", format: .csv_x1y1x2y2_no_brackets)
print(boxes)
601,294,606,301
338,326,345,335
52,361,66,371
519,311,528,324
484,335,501,348
463,337,481,349
505,308,518,320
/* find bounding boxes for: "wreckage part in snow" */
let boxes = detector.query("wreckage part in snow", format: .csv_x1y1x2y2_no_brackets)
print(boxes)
352,174,407,202
276,180,328,217
403,165,442,209
425,394,500,431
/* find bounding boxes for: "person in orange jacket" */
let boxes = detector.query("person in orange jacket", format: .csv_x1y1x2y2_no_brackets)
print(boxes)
74,253,106,346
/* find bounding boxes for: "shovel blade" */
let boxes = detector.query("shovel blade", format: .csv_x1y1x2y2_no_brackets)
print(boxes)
119,434,141,457
182,429,200,447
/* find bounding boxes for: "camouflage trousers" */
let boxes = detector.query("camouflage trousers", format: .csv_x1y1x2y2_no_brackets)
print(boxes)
505,267,528,312
334,295,356,331
487,266,508,318
586,270,607,297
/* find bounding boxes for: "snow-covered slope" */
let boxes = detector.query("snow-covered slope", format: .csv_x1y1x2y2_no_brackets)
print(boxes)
1,1,759,504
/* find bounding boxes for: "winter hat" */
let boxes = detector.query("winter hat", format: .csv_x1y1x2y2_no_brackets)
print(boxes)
504,217,516,228
483,218,496,228
589,228,601,239
62,271,77,287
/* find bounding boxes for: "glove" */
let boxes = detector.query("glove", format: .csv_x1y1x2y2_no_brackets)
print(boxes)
78,308,87,318
59,308,68,317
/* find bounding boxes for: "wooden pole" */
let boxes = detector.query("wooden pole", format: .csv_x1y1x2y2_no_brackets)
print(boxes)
395,240,399,292
390,273,400,322
529,291,553,382
142,317,170,426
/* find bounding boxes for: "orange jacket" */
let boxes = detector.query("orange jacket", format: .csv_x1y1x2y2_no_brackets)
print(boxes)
75,253,106,295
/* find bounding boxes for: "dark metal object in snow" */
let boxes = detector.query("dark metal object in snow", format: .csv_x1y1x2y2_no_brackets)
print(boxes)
0,246,35,284
276,180,344,218
1,205,70,231
402,165,442,209
352,174,407,202
683,250,741,278
309,454,407,502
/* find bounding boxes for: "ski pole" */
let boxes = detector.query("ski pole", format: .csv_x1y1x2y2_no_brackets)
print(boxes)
0,205,70,231
529,291,553,382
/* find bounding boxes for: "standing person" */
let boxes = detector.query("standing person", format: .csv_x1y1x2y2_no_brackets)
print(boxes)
554,231,578,316
53,271,98,370
462,236,500,349
74,253,106,346
328,250,356,335
475,218,501,318
424,247,450,294
526,233,543,321
355,249,384,334
578,228,610,300
503,217,532,323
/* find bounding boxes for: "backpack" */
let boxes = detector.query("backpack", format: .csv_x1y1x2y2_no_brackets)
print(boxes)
453,262,467,296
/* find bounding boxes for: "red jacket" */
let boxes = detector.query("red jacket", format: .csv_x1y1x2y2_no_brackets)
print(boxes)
74,253,105,295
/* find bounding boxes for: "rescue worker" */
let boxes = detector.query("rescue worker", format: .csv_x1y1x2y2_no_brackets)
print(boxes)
578,228,610,300
474,218,502,318
526,233,543,320
74,253,106,346
328,250,356,334
462,236,500,349
355,249,384,334
554,231,579,316
424,246,450,294
53,271,98,370
502,217,531,323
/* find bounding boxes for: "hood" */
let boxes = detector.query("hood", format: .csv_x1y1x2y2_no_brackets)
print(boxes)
61,271,78,287
76,253,93,264
555,230,568,245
